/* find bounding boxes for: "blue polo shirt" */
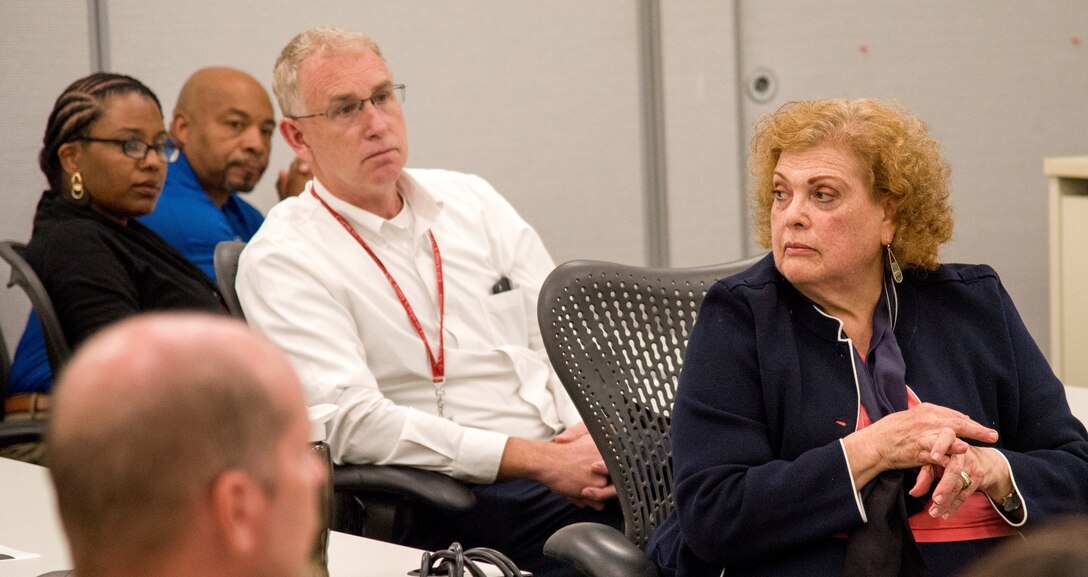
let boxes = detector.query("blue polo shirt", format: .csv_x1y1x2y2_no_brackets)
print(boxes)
7,152,264,395
137,153,264,279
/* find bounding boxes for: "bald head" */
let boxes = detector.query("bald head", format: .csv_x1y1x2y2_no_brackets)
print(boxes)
172,67,276,204
51,312,301,424
176,67,270,117
47,313,310,576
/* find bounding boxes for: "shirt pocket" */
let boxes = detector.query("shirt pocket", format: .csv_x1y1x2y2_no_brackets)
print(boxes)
478,287,529,348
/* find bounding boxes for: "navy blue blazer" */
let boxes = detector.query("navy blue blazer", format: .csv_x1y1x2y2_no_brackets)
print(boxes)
647,254,1088,577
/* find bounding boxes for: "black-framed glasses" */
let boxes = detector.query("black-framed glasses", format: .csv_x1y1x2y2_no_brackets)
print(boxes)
77,137,180,163
289,84,406,124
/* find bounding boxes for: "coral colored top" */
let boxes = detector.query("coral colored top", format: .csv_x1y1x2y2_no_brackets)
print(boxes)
856,394,1017,543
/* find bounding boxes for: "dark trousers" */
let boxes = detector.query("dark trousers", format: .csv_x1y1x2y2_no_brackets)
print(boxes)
400,478,624,577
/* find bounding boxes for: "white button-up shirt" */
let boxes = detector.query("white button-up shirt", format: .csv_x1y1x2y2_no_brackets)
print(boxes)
237,169,581,483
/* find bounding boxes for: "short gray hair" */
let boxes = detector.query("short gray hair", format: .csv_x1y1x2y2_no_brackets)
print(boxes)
273,26,384,117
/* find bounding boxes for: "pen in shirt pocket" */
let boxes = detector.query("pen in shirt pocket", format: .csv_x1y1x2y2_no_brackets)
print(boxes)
491,276,512,294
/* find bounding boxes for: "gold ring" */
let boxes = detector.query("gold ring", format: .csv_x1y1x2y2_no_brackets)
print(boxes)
959,471,972,491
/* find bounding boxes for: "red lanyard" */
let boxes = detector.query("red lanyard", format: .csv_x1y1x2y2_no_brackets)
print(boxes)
311,187,445,386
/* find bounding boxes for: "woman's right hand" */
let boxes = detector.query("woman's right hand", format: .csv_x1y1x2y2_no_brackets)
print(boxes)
841,402,999,489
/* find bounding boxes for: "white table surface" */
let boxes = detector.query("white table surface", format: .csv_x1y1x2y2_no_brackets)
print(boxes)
0,457,70,577
328,531,430,577
0,457,444,577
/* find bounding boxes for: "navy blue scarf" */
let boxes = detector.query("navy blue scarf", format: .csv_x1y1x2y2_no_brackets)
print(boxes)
843,275,927,577
856,277,909,419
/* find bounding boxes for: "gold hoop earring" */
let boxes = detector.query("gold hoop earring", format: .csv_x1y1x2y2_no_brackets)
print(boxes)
886,244,903,284
70,172,84,201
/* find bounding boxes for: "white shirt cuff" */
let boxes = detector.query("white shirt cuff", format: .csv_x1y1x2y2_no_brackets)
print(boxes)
839,438,868,523
452,428,509,484
984,447,1027,527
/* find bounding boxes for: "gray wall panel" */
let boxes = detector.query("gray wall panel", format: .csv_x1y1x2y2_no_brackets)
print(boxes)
660,0,746,266
1,1,1084,360
737,0,1088,353
105,0,647,267
0,1,92,351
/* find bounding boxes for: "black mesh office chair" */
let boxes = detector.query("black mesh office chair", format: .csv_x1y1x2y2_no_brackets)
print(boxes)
537,255,764,577
1,314,15,437
1,318,11,405
0,241,71,375
213,241,475,541
0,326,41,446
0,240,63,445
213,240,247,321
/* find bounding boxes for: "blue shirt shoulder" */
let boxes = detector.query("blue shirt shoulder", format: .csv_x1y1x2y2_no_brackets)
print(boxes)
137,153,264,281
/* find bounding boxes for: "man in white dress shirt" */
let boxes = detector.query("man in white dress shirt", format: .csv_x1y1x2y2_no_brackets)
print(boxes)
236,27,619,577
47,313,325,577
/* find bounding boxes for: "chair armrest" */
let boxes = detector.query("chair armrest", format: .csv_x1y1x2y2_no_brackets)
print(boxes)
332,464,475,511
544,522,659,577
0,419,46,447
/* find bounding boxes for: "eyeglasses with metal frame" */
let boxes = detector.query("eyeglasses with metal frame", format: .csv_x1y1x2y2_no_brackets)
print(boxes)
76,137,180,163
288,84,406,124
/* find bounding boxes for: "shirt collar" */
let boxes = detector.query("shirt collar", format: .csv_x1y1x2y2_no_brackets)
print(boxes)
396,170,442,235
311,171,444,241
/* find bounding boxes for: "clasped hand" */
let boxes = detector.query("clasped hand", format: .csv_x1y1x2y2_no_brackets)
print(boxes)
844,403,1010,520
549,422,617,509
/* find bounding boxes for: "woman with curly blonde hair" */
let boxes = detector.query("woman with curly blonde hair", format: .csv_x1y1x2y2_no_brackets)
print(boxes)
749,99,953,271
647,99,1088,577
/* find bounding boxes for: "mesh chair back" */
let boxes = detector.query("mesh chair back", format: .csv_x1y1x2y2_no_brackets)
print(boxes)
1,320,10,413
214,241,247,320
537,255,763,548
0,241,71,374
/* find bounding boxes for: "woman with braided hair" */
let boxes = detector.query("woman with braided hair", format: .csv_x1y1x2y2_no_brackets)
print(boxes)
26,72,224,350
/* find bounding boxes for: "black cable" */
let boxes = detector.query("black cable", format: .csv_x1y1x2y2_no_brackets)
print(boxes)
415,542,532,577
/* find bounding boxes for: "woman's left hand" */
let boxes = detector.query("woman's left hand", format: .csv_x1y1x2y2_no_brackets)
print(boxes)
909,445,1013,520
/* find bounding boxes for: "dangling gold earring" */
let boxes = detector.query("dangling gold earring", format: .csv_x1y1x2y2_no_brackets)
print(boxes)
70,172,84,201
886,244,903,284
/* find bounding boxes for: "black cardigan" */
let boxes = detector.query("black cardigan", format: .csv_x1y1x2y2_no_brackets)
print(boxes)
24,191,224,349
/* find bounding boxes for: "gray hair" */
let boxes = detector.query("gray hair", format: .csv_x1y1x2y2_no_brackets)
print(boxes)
273,26,384,117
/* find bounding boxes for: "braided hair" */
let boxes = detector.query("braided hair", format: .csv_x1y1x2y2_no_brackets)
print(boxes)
40,72,164,192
